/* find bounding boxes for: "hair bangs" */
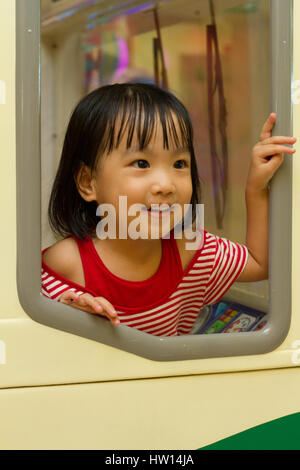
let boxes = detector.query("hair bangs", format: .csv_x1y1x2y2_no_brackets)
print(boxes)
97,90,193,159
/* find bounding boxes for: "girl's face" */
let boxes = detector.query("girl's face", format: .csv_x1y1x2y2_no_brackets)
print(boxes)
80,117,193,240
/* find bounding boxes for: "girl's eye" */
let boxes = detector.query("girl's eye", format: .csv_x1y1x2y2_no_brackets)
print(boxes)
132,159,149,169
174,159,188,169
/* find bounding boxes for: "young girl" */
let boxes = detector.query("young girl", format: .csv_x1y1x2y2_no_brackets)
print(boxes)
41,83,296,336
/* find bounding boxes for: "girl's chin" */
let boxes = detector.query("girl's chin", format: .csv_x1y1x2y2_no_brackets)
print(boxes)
139,220,175,240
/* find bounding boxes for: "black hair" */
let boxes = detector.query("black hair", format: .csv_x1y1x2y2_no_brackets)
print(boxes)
48,82,201,239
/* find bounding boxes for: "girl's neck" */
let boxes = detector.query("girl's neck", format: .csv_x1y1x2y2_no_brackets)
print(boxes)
92,236,162,265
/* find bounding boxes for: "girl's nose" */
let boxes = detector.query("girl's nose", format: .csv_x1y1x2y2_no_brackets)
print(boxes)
150,176,176,196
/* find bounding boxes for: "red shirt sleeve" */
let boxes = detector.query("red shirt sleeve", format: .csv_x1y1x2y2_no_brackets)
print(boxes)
203,235,248,306
41,267,85,301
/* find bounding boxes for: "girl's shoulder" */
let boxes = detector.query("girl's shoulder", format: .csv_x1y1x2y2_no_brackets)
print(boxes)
42,237,85,285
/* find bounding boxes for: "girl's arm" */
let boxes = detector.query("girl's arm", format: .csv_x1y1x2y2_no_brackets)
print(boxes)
242,187,269,281
237,113,296,282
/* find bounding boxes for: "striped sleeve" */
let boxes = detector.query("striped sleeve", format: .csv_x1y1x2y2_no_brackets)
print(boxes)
203,235,248,306
41,268,84,301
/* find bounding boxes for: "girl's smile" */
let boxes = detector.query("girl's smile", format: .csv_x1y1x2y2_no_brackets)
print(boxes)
143,204,175,218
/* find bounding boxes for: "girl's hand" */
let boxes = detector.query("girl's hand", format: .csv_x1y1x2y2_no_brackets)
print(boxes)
247,113,297,192
60,290,120,326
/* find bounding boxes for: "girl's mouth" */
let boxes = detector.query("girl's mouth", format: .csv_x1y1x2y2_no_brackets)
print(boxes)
144,204,174,219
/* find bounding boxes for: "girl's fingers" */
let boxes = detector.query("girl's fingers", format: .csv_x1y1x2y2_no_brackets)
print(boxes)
260,113,277,141
77,294,103,313
260,136,296,146
255,144,296,158
78,294,120,325
95,297,120,325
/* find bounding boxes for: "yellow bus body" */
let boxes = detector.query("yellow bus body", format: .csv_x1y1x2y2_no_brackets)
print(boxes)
1,0,300,449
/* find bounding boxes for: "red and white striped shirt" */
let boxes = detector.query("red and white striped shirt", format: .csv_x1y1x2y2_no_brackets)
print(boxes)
41,230,248,336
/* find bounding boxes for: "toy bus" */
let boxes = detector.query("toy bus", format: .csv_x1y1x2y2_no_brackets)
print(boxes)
1,0,300,450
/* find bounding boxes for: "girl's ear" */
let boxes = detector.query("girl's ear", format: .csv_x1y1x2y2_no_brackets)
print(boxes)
75,165,97,202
